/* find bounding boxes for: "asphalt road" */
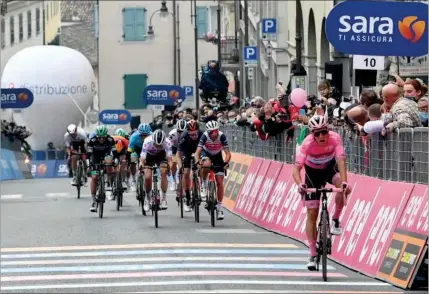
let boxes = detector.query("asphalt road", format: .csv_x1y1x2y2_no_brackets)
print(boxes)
0,178,426,293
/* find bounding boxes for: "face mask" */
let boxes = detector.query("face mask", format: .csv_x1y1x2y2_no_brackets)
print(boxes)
405,96,417,101
247,117,253,123
228,118,236,123
419,112,428,122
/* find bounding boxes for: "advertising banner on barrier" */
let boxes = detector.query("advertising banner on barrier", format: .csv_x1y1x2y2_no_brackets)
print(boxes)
234,159,270,217
376,184,428,288
332,176,413,275
232,157,263,209
1,150,15,180
54,160,70,178
222,154,253,210
31,161,56,178
234,161,283,225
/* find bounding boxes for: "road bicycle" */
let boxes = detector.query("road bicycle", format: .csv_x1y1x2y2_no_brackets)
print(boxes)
307,186,344,282
202,164,227,227
136,166,146,216
112,159,125,211
190,157,201,223
176,168,184,219
92,162,110,219
149,164,164,228
72,151,86,199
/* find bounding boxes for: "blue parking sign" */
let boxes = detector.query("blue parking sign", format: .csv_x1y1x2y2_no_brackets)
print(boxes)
243,46,258,67
183,86,194,97
261,18,277,41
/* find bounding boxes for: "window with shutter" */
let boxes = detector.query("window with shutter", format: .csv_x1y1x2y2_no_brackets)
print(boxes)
123,74,148,110
134,8,146,41
122,8,135,41
196,6,208,38
122,7,147,42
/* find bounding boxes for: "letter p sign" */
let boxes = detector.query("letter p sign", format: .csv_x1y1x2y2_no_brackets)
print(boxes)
183,86,193,97
262,18,277,41
244,46,258,67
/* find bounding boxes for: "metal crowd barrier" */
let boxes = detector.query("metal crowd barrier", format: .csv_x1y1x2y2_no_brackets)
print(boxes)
163,124,428,185
32,150,67,161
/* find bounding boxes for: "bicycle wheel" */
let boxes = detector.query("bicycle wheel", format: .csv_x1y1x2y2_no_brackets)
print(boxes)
139,177,146,216
116,173,121,211
178,173,183,219
193,177,200,223
154,190,159,228
209,181,216,227
76,162,83,199
98,173,105,219
320,209,329,281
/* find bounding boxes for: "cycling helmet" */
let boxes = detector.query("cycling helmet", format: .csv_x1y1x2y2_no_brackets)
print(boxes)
206,120,219,131
187,119,198,131
67,124,77,135
138,123,152,136
176,119,187,132
152,129,166,145
115,128,126,137
95,125,108,137
308,115,328,131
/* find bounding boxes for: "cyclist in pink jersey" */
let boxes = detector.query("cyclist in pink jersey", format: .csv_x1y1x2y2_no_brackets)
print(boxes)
293,115,351,271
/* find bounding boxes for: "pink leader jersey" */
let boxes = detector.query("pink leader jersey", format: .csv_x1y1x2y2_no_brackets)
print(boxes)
295,131,346,169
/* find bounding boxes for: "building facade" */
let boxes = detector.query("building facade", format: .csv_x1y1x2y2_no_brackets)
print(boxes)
1,0,44,73
44,0,61,45
238,0,355,99
98,0,219,124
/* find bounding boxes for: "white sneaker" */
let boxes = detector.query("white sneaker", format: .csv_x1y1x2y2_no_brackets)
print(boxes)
331,219,343,235
169,181,176,191
307,256,317,271
122,182,128,190
217,209,224,220
184,204,192,212
200,187,207,201
84,179,88,187
71,178,77,186
107,191,114,201
161,199,168,209
90,203,97,212
131,181,136,192
143,199,150,212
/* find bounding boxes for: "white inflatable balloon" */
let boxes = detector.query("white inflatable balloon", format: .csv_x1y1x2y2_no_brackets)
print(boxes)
1,45,96,149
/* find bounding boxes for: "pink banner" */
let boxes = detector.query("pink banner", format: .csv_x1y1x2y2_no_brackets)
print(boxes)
396,184,428,236
233,158,263,212
235,161,283,225
331,176,413,275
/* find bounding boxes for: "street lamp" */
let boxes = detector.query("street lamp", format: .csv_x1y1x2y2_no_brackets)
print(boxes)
147,1,173,37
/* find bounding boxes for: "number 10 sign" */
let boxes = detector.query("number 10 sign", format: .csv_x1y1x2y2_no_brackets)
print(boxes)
353,55,385,71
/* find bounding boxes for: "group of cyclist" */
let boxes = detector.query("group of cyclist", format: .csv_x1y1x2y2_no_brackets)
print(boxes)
63,112,351,271
63,119,231,219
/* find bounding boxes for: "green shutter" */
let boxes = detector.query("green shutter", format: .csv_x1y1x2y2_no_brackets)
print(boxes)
122,8,135,41
196,7,208,38
134,8,146,41
123,74,148,109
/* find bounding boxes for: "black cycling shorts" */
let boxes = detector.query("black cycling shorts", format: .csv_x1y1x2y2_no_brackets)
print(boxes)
71,141,86,153
182,156,192,169
172,146,178,155
91,152,107,167
304,159,339,201
144,151,167,167
201,150,225,175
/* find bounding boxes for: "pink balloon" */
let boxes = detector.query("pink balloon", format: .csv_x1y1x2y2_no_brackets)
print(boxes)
290,88,307,108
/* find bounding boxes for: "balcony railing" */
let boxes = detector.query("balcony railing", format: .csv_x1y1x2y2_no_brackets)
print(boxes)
221,36,240,64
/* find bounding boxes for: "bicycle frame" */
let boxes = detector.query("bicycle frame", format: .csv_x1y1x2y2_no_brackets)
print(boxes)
307,187,343,281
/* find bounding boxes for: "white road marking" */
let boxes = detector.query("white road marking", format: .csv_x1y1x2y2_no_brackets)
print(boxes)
0,279,392,291
1,256,308,266
196,229,268,234
45,193,71,197
0,194,23,200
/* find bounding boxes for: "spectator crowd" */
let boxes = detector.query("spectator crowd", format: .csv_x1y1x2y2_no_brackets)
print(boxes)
147,73,428,141
1,120,32,141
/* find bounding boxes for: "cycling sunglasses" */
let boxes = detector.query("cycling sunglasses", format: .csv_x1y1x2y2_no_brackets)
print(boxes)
313,129,328,137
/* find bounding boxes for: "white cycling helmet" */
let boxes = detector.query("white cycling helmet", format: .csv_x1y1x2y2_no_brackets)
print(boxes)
67,124,77,135
152,129,166,145
206,120,219,131
176,119,187,132
308,115,328,131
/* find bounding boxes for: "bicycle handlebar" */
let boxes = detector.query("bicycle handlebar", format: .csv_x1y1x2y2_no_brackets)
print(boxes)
307,187,343,193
